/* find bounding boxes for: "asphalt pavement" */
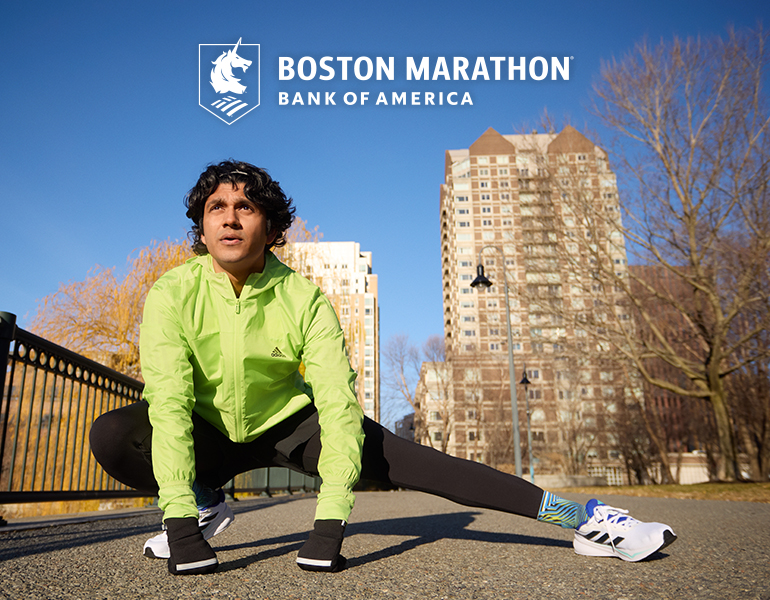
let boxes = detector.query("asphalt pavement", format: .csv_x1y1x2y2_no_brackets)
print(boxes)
0,490,768,600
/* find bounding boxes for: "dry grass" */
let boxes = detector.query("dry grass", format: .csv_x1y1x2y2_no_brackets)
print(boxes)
0,497,153,520
554,482,770,503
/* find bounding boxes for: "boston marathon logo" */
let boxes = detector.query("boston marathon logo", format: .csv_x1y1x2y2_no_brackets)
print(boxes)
199,38,260,124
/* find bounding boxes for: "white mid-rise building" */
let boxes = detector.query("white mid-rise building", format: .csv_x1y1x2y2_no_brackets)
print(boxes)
291,241,380,421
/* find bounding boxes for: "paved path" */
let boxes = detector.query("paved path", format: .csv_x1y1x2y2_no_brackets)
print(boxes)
0,491,768,599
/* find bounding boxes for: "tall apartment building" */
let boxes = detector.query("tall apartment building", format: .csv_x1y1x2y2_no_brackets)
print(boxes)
291,241,380,421
434,126,631,478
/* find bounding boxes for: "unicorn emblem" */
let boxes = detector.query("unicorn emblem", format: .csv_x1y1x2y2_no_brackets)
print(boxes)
210,38,252,94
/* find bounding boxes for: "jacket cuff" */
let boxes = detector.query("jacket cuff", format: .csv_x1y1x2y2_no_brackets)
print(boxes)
314,484,355,521
159,482,198,520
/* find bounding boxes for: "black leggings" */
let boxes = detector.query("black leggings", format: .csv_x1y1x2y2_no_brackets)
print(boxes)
90,401,544,519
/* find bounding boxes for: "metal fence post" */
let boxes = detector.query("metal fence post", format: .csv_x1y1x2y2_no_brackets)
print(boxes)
0,312,16,406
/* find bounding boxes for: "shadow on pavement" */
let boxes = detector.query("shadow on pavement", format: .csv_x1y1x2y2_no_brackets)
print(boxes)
0,517,161,561
216,511,572,572
0,495,310,562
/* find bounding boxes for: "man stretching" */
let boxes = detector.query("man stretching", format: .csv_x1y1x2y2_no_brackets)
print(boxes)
90,160,676,575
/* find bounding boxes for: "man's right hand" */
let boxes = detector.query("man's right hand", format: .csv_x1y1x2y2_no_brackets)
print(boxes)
165,517,218,575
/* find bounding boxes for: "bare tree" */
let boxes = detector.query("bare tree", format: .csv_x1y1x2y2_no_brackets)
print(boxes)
453,350,514,468
725,318,770,481
590,27,770,481
552,358,602,476
418,335,455,452
382,334,452,447
527,29,770,481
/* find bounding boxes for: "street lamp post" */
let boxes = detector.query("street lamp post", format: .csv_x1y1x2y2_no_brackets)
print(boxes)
520,367,534,484
470,245,522,478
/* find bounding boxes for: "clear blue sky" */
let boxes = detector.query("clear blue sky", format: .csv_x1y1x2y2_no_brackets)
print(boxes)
1,0,767,351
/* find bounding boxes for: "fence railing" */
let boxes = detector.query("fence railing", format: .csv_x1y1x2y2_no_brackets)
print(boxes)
0,311,319,505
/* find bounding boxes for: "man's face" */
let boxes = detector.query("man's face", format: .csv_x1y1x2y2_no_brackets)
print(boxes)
200,182,276,280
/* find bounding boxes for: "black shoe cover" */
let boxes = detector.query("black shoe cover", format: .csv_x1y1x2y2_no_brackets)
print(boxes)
166,517,218,575
297,519,347,572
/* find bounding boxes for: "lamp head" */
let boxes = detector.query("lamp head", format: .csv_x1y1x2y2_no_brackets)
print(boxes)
470,264,492,288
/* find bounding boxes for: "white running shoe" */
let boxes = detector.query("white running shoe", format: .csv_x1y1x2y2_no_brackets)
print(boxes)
573,499,677,562
143,491,235,559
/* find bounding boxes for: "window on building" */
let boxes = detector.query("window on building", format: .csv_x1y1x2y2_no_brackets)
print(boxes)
468,431,480,441
456,196,468,202
482,219,492,226
480,193,491,200
528,369,540,379
429,411,442,421
432,431,443,442
490,342,501,351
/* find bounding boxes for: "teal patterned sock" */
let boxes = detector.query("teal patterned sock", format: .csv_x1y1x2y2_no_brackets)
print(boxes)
536,491,589,529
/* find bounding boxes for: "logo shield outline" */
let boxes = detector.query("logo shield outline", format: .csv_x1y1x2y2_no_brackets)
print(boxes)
199,41,260,125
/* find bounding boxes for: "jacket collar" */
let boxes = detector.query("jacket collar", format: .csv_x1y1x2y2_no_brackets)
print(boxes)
191,252,292,300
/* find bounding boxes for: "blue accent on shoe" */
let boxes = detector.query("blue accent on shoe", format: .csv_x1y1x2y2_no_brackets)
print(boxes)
582,499,630,527
581,499,603,527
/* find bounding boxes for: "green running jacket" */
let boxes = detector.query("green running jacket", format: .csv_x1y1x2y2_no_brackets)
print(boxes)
139,252,364,522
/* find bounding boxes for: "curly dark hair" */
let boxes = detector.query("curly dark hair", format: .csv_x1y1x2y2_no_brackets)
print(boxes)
185,160,295,255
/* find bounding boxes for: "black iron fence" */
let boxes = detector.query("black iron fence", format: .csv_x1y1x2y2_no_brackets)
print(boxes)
0,311,319,506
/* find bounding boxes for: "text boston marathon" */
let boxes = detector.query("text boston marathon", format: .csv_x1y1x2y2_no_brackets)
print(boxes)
278,55,571,107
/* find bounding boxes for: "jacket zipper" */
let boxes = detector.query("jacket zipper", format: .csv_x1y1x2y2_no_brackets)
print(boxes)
233,298,244,440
